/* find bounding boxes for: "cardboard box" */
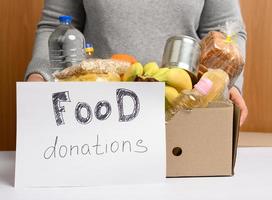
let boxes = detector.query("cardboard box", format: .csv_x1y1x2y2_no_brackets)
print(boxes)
166,102,240,177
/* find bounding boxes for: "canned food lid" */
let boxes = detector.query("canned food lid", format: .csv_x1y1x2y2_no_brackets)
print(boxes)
166,35,200,47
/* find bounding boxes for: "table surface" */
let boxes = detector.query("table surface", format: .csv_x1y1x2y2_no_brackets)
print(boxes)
0,148,272,200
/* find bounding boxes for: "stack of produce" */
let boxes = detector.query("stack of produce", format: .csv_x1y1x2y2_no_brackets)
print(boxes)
53,56,230,122
52,22,244,122
53,57,194,117
120,61,193,111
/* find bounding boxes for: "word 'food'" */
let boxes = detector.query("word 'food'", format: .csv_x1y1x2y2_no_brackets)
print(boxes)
52,88,140,126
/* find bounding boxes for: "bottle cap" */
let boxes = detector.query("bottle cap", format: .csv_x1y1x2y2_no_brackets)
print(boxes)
59,16,73,24
85,43,94,54
194,78,213,95
86,43,93,48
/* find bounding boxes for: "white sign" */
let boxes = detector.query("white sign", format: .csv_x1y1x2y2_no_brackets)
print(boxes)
15,82,166,188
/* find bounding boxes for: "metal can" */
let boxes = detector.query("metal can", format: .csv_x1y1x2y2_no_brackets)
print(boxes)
162,35,201,76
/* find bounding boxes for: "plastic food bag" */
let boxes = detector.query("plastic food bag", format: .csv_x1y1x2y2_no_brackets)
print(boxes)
198,21,245,88
53,58,131,82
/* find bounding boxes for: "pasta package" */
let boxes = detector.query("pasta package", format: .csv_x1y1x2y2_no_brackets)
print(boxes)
198,22,245,87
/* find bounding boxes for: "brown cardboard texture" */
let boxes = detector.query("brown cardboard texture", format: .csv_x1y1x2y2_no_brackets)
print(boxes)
166,102,240,177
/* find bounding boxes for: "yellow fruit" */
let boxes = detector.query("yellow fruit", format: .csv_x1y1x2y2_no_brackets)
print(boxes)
166,68,192,92
122,62,144,81
152,68,170,82
165,86,179,107
143,62,160,77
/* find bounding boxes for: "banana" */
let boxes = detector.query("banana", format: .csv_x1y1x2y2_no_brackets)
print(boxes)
122,62,144,81
143,62,160,77
165,86,179,107
166,68,192,92
152,68,170,82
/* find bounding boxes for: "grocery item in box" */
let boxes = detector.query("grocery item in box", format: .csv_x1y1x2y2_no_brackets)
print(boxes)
198,22,245,87
166,69,229,121
85,43,94,59
162,35,200,85
53,58,131,82
201,69,229,104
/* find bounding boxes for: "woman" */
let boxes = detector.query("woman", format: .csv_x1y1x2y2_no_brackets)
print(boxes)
26,0,248,125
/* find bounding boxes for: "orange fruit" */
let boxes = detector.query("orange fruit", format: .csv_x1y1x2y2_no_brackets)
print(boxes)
111,54,137,64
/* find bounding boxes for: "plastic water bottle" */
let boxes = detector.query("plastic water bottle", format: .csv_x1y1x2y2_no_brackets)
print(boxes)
48,16,86,73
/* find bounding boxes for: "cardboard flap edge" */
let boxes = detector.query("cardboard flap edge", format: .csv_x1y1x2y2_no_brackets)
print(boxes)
232,103,241,175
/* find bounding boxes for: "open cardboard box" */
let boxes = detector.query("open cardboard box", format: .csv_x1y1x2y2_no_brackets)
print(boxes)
166,101,240,177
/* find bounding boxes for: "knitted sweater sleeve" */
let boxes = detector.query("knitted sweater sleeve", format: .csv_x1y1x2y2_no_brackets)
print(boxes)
25,0,85,81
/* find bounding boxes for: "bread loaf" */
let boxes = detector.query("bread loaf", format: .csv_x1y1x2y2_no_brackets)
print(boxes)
198,31,244,87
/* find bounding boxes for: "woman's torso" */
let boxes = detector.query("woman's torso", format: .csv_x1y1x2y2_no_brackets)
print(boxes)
83,0,205,64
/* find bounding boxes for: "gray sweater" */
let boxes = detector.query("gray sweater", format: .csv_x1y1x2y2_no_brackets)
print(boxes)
26,0,246,91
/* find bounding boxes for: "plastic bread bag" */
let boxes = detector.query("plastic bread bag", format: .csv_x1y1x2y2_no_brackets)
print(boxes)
197,21,245,88
53,58,131,82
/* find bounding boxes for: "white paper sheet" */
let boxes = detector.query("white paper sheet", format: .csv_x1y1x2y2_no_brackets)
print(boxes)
15,82,166,188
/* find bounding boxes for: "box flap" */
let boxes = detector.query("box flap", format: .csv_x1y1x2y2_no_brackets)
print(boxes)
232,104,241,175
208,100,233,108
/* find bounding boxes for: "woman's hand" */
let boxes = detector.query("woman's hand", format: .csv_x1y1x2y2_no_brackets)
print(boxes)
229,87,248,126
27,73,45,82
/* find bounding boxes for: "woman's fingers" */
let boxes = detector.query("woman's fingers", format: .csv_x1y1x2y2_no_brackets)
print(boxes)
27,74,45,82
229,87,248,126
